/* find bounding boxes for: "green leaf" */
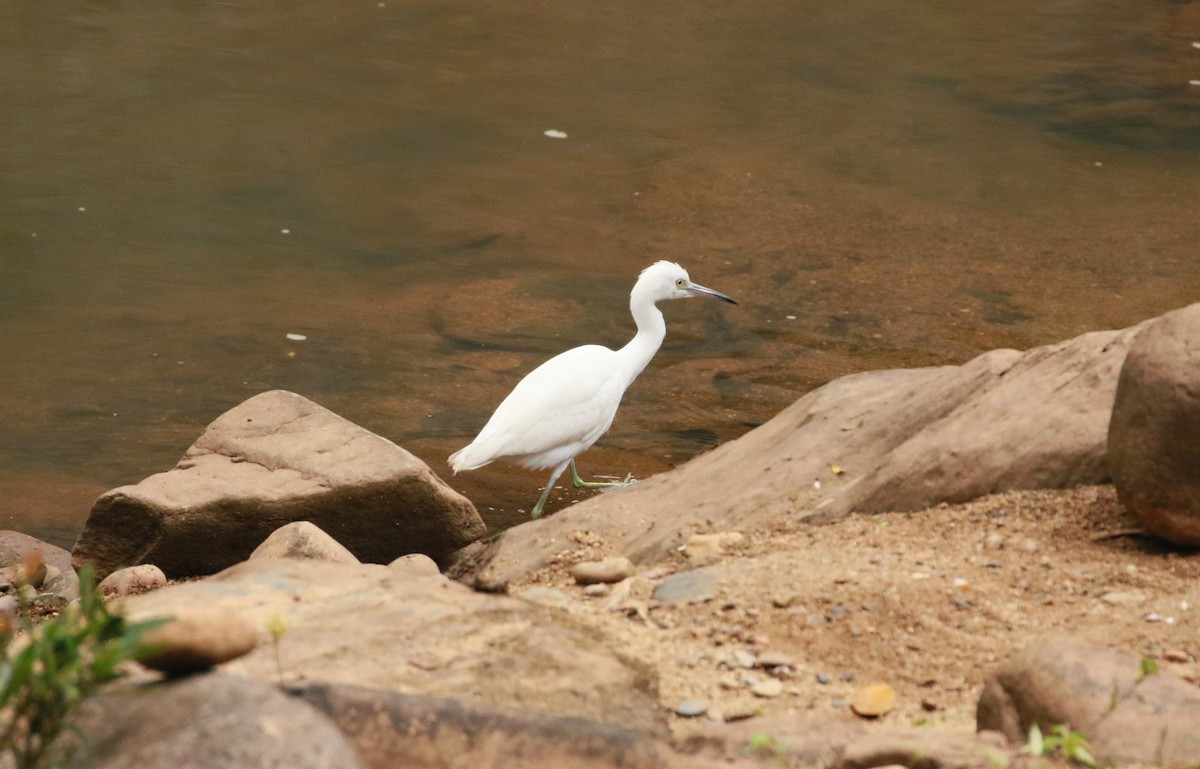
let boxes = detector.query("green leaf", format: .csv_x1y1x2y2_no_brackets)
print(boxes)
1025,723,1044,756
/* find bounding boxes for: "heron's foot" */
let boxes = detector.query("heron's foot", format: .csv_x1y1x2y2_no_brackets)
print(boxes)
570,461,637,489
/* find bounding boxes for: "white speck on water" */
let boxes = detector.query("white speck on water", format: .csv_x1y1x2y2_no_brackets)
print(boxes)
786,314,796,320
543,129,568,139
77,206,86,212
1190,80,1200,86
286,333,307,341
280,228,291,234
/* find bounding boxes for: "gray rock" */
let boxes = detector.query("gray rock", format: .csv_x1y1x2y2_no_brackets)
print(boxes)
572,557,634,585
137,605,259,676
976,638,1200,768
51,673,367,769
72,390,485,580
1108,302,1200,546
651,568,720,604
98,564,167,595
250,521,361,565
121,558,664,733
457,322,1143,590
42,568,80,602
294,682,711,769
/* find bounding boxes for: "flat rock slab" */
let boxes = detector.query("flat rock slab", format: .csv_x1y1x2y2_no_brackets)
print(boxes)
121,557,663,733
51,673,367,769
680,714,1006,769
976,638,1200,768
457,323,1143,590
293,682,720,769
73,390,485,579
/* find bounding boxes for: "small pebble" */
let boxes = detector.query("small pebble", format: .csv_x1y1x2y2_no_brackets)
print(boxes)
839,671,856,682
815,672,832,684
651,567,720,604
850,682,896,718
1163,649,1191,663
733,649,757,669
582,583,610,597
750,678,784,698
675,700,708,718
572,557,633,585
757,652,797,669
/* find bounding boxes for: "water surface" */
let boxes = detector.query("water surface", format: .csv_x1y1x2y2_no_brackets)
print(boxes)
2,1,1198,544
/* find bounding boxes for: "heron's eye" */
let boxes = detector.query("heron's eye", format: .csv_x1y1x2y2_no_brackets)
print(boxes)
675,278,685,287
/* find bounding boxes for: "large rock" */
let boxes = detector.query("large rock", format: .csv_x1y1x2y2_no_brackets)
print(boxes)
294,683,713,769
976,639,1200,768
457,323,1143,590
120,557,663,733
72,390,485,579
1108,303,1200,546
49,673,367,769
0,530,72,575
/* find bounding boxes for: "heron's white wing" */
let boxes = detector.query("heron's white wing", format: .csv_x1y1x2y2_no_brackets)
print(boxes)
460,344,627,469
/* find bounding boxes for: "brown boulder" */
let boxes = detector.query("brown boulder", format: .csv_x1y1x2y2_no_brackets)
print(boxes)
1108,303,1200,546
72,390,485,579
294,683,714,769
50,673,367,769
458,324,1142,590
976,638,1200,768
249,521,361,565
0,530,72,575
121,557,664,733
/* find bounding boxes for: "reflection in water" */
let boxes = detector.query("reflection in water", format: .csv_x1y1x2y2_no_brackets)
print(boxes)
1,1,1198,545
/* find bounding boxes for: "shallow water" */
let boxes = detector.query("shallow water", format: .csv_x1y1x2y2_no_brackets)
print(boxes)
2,1,1198,546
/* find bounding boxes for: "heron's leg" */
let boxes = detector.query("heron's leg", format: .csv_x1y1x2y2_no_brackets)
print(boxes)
569,459,636,489
531,462,570,519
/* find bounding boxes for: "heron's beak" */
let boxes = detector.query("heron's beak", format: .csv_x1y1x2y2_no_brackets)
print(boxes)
686,282,737,305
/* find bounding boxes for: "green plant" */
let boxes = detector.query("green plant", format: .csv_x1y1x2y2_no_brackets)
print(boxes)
742,731,791,767
0,560,165,769
1025,723,1096,767
265,614,289,688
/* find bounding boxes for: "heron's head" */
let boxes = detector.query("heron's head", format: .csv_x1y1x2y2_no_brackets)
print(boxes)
637,260,737,304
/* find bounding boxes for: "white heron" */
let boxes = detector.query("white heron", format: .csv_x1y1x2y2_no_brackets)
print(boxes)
449,261,737,518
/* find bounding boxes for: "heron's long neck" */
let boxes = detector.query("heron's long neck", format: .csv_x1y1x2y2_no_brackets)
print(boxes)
616,291,666,386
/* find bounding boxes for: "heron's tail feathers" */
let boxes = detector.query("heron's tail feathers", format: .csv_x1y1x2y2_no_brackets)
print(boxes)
448,442,493,474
